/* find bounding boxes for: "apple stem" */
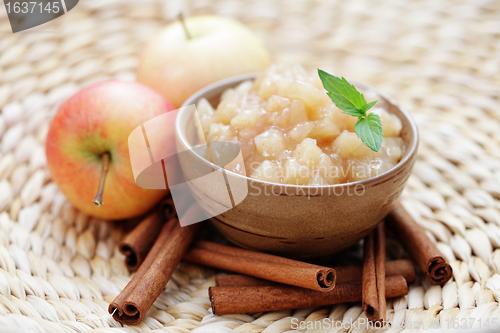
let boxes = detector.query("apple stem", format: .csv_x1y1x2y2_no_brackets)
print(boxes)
93,152,110,207
178,13,192,39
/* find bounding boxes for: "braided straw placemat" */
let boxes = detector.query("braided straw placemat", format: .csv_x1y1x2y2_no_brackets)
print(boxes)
1,0,500,332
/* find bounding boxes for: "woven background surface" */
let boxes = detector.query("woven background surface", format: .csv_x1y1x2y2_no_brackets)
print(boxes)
1,0,500,332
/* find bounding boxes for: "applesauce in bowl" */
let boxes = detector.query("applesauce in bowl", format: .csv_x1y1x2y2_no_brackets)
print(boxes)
197,64,404,185
177,64,418,258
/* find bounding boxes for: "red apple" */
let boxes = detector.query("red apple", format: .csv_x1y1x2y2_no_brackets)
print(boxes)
137,15,271,107
46,81,175,220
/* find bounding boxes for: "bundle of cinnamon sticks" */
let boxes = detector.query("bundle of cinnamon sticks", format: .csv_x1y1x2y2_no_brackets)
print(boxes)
111,199,452,325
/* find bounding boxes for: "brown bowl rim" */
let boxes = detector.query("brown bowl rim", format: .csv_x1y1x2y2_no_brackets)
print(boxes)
177,72,419,189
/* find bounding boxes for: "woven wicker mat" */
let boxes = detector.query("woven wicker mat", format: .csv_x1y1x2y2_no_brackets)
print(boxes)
1,0,500,332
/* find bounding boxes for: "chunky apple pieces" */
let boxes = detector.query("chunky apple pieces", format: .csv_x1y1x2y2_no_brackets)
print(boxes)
197,64,403,185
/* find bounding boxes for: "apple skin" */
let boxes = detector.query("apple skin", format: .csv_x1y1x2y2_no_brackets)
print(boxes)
46,81,175,220
137,15,271,107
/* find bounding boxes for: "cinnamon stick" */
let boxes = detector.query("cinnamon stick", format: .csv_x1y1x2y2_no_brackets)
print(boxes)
362,223,386,322
110,218,176,323
215,259,415,287
362,231,378,321
386,202,452,285
119,212,164,271
119,197,177,272
109,215,200,325
184,240,336,292
209,275,408,315
375,223,386,322
216,274,275,287
159,196,177,221
337,259,414,284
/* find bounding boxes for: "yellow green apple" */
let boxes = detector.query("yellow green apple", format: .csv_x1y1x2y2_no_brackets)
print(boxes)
45,81,175,220
137,15,271,107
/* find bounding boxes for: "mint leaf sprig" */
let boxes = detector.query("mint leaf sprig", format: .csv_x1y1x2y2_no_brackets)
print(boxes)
318,69,383,152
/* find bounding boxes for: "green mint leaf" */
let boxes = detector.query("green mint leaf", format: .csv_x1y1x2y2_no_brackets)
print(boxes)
318,69,367,112
354,113,383,152
341,109,365,117
318,68,384,152
362,100,378,113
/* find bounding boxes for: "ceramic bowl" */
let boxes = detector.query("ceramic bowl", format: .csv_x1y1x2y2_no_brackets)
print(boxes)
176,73,418,258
